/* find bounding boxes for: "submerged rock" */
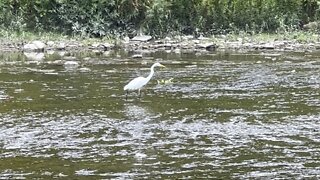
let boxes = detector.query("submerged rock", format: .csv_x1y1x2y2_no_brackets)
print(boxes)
79,67,91,72
63,61,79,69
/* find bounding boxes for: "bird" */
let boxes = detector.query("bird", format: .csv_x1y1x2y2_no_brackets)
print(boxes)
124,62,166,99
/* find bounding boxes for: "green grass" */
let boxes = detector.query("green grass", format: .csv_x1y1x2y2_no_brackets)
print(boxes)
0,29,115,45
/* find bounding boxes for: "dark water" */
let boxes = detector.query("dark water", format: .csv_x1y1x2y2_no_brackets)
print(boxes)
0,50,319,179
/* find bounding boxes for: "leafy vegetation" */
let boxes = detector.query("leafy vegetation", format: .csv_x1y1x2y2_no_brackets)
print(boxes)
0,0,320,38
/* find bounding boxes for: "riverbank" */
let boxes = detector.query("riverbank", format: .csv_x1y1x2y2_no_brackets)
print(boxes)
1,31,320,53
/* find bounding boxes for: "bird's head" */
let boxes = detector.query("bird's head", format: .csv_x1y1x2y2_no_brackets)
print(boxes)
154,62,166,68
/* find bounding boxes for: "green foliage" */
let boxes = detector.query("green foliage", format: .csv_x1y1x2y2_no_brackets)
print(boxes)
0,0,319,37
145,0,172,37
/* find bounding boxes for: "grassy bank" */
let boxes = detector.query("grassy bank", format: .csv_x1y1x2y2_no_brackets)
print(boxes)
1,28,320,53
0,29,115,47
1,28,319,45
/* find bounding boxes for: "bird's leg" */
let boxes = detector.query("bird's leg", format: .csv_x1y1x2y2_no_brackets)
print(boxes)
138,89,141,99
125,90,128,100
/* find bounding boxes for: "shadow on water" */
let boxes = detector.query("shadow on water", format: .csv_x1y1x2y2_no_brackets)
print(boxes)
0,50,320,179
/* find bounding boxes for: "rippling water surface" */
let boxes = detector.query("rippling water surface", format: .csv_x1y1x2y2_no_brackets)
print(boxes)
0,50,319,179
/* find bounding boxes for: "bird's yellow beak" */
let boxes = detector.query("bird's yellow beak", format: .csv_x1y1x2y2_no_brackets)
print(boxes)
160,64,166,68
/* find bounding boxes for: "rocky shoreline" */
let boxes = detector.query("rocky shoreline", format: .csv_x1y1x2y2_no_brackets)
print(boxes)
1,34,320,53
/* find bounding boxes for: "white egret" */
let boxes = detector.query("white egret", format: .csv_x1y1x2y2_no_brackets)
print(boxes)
124,62,166,99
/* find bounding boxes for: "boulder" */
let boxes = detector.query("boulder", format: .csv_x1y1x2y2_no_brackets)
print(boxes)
46,41,55,47
196,42,217,51
123,36,130,44
23,43,38,51
91,43,100,48
22,40,46,51
164,43,172,50
261,43,275,50
24,52,45,61
102,43,113,50
131,35,152,42
32,40,46,50
57,42,66,50
303,21,319,31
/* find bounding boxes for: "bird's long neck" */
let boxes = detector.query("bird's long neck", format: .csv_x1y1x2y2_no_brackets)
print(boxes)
146,64,156,81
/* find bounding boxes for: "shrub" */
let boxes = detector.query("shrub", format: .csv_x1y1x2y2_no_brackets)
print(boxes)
0,0,318,37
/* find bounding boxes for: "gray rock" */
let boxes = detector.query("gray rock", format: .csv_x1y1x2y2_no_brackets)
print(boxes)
23,40,45,51
164,37,172,41
164,43,172,50
47,41,55,47
261,43,275,49
102,43,113,49
198,35,210,40
57,42,66,50
284,46,294,51
91,43,100,48
24,52,45,61
315,43,320,49
103,51,111,57
46,50,55,55
142,45,149,49
196,42,217,51
123,36,130,44
83,57,91,61
182,35,194,40
58,51,66,57
63,56,77,61
131,35,152,42
27,68,55,74
50,60,65,65
64,61,79,69
243,42,254,48
193,39,200,44
303,21,319,31
23,43,38,51
155,40,164,44
79,67,91,72
132,54,143,58
32,40,46,50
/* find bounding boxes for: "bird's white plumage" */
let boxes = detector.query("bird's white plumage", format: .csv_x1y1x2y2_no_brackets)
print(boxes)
124,76,147,90
124,62,165,94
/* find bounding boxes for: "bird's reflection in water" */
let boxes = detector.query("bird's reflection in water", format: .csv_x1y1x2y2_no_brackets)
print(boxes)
123,103,154,121
122,103,158,160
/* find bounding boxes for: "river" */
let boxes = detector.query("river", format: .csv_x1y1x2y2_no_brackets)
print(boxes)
0,50,319,179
